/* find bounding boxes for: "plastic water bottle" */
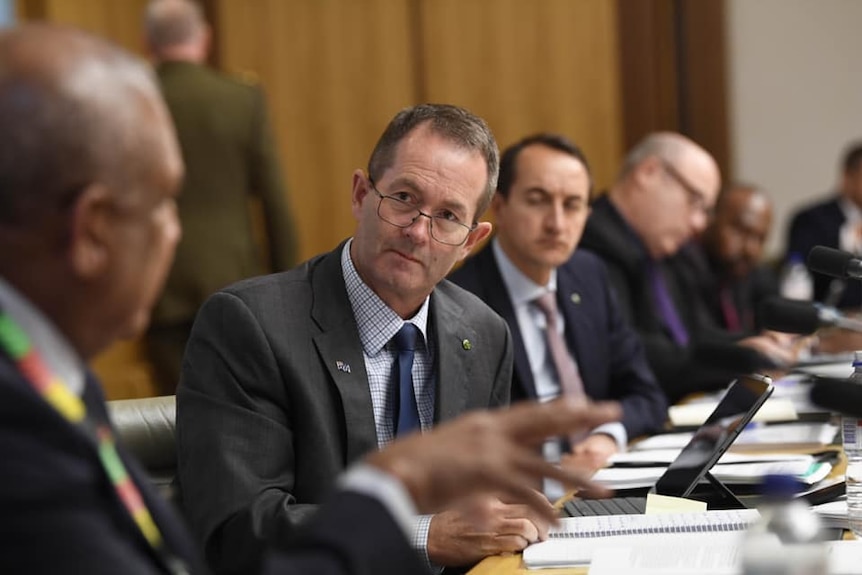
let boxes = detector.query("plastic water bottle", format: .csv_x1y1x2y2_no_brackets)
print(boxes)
843,351,862,537
780,253,814,301
740,474,828,575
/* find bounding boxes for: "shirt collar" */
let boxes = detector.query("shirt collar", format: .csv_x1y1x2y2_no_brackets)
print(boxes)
0,276,86,396
839,196,862,223
492,238,557,306
340,239,430,355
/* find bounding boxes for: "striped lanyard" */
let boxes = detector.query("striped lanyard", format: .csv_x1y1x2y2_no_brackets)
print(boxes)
0,310,188,574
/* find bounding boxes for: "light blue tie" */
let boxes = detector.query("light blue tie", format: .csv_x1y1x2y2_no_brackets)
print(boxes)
393,323,420,436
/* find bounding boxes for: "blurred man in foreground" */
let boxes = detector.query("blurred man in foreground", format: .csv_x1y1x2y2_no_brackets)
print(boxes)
0,23,619,574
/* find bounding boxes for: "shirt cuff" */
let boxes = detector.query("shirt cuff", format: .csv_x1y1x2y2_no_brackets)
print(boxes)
338,463,418,539
592,421,627,452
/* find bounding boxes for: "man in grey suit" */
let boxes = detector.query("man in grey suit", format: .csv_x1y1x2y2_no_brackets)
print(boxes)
178,104,556,573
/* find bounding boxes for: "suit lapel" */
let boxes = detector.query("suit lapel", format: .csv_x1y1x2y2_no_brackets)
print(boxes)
556,261,594,397
431,289,471,422
310,246,378,464
473,247,537,398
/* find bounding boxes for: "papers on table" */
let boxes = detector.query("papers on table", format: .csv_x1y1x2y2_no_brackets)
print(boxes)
593,455,832,490
631,422,839,452
669,398,798,427
813,497,850,529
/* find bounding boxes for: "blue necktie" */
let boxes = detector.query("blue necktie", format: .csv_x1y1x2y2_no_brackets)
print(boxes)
393,323,421,436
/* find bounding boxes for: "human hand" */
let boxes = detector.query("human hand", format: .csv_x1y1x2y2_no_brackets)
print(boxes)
425,494,553,566
364,398,620,519
562,433,619,474
738,334,797,367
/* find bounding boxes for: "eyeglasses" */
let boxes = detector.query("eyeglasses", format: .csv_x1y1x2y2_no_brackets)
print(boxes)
659,160,713,218
368,177,476,246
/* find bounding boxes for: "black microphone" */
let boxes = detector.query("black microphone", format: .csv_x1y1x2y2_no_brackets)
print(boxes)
759,296,862,334
810,376,862,418
807,246,862,280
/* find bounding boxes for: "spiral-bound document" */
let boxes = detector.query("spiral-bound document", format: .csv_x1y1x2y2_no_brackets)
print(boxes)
523,509,759,569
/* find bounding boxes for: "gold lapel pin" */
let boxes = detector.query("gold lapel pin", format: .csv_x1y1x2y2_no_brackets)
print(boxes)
462,339,472,350
570,293,581,304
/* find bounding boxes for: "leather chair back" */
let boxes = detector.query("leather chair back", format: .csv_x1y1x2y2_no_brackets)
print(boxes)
107,395,176,501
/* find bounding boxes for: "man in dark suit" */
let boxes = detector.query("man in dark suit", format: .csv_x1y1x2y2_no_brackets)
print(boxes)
144,0,298,393
786,141,862,309
579,133,797,403
450,134,666,478
0,23,620,575
685,183,778,334
178,104,567,572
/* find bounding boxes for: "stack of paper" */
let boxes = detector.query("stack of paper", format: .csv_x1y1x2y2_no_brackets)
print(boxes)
631,422,839,452
594,453,832,489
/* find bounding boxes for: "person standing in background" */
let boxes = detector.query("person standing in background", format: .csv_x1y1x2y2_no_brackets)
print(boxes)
144,0,298,393
786,141,862,309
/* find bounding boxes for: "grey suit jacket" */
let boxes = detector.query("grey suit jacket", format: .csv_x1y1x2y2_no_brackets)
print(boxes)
176,242,512,574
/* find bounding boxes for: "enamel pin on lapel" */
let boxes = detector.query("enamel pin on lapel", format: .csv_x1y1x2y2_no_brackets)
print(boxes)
336,361,351,373
462,339,472,350
570,293,581,304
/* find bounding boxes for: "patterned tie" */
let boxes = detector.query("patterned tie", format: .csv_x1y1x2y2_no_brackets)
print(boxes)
532,292,586,401
393,323,421,436
646,260,690,346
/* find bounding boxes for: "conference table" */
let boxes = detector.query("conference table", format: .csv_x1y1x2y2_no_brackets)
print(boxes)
466,442,848,574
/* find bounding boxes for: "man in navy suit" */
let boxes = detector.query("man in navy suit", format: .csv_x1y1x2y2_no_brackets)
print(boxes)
450,134,667,479
787,141,862,308
0,23,620,575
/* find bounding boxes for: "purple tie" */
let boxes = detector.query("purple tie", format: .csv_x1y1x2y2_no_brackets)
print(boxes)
532,292,586,401
646,261,689,346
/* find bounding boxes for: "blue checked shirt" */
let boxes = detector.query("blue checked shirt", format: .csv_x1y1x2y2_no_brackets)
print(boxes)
340,241,438,566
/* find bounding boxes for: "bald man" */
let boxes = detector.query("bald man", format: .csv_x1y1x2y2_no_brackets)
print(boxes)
144,0,298,393
691,184,778,333
580,133,795,403
0,22,618,575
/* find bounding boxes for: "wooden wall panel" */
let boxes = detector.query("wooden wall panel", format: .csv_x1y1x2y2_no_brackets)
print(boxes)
216,0,417,262
418,0,623,192
17,0,149,54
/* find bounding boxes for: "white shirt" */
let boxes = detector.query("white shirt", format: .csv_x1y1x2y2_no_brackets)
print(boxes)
839,197,862,255
491,241,626,477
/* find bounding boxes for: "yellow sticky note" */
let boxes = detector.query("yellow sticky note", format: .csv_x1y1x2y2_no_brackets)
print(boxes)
644,492,707,515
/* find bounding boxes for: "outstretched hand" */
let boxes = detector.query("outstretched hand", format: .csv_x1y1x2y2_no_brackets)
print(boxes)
364,398,621,523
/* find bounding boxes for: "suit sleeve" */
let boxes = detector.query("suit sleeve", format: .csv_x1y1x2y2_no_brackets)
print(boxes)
177,291,316,574
262,491,428,575
601,268,668,438
248,87,298,272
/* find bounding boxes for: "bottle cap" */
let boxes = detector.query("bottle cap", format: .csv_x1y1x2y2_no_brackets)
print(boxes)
760,473,804,500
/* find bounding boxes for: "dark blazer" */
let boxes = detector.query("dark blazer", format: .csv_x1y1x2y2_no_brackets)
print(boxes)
177,242,513,573
580,196,754,403
0,357,428,574
450,244,667,439
152,61,297,327
0,359,206,575
677,243,779,334
786,195,861,308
